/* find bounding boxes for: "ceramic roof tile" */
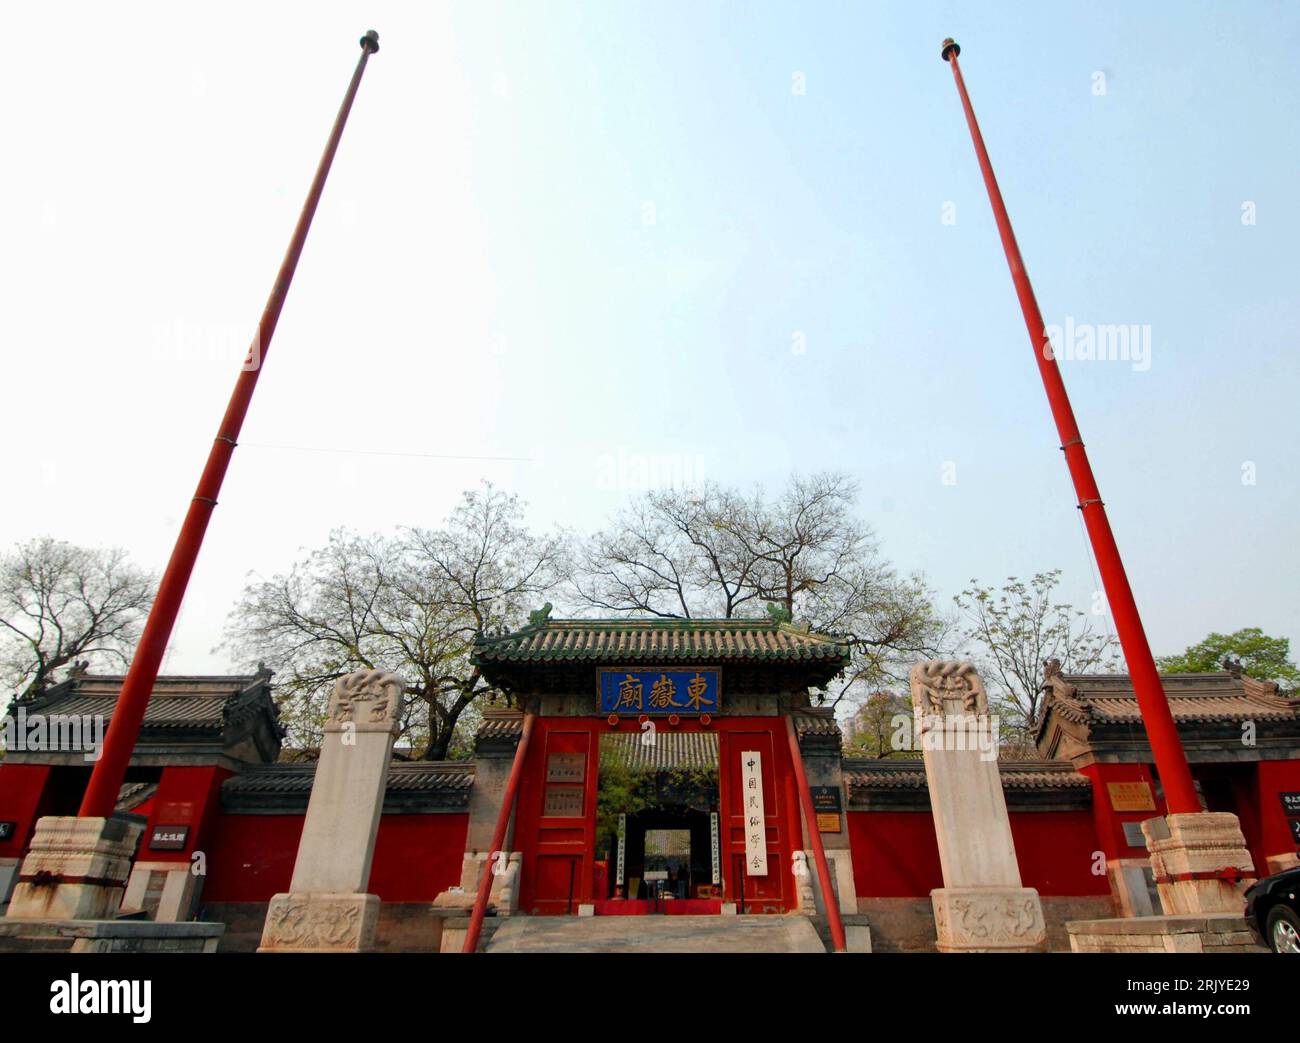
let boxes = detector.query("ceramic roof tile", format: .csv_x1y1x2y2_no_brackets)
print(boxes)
473,618,851,665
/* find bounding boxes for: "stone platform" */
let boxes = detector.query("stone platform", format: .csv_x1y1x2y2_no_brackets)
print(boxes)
484,914,830,953
0,918,225,953
1067,913,1266,954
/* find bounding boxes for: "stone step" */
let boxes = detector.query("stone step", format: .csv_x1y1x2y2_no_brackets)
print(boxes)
484,913,828,953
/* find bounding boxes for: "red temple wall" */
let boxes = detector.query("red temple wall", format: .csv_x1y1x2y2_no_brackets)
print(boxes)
1255,759,1300,864
847,808,1109,897
138,765,232,864
200,812,468,903
0,764,52,858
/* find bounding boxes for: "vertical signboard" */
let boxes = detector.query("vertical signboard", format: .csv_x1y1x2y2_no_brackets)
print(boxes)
710,811,720,885
741,750,768,876
616,813,627,887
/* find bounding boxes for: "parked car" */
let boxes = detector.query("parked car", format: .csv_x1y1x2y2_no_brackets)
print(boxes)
1244,865,1300,952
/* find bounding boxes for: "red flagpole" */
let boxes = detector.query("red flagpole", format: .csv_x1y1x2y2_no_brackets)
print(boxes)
939,38,1200,815
78,31,381,818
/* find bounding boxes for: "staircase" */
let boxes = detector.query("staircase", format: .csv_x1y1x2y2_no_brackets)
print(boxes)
484,913,827,953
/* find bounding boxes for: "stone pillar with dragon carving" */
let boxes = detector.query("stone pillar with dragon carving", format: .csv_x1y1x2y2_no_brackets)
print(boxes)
259,669,404,953
909,660,1046,952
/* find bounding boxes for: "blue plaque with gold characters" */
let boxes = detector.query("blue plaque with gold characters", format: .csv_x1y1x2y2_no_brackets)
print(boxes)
598,668,720,715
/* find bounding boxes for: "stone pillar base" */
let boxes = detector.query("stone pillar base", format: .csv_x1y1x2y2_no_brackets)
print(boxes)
5,816,143,921
124,861,201,922
436,851,521,915
0,857,19,909
931,887,1047,952
1067,913,1266,953
1265,852,1300,874
1107,858,1159,917
1143,813,1256,916
796,849,860,917
258,892,379,952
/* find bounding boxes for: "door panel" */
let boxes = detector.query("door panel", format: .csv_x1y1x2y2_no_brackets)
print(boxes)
516,721,600,915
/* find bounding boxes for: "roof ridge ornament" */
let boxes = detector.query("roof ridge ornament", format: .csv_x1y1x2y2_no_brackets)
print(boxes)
527,602,553,625
766,602,793,624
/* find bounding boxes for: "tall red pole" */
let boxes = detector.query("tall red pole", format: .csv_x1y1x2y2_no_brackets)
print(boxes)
785,716,847,952
78,31,381,818
939,38,1199,814
463,712,535,953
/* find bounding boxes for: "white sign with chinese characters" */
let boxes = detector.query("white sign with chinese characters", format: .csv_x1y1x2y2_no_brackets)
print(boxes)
741,750,768,876
616,813,627,885
710,811,720,884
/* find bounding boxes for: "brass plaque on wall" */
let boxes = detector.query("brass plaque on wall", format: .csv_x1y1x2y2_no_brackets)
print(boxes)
816,812,841,834
547,752,587,783
543,786,585,817
1107,781,1156,812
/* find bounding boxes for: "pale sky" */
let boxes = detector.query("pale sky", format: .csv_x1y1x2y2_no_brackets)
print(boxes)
2,1,1297,676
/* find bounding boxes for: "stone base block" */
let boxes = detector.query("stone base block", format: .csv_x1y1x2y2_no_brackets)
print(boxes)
5,816,144,921
797,849,859,918
844,917,873,953
931,887,1047,952
259,892,379,952
124,861,201,922
0,857,19,909
1067,913,1267,953
439,917,468,953
1143,813,1256,916
0,917,223,953
1265,852,1300,874
1107,858,1159,917
444,851,520,915
431,888,476,912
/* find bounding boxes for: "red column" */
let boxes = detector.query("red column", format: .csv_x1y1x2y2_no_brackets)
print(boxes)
77,32,381,817
940,39,1199,814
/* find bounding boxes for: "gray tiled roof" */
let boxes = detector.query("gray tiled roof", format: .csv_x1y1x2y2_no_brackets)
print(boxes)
223,761,474,795
843,757,1090,791
14,674,270,729
474,618,850,665
601,731,719,771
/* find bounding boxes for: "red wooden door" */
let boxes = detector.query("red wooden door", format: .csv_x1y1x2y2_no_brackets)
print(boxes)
515,719,601,915
718,721,797,913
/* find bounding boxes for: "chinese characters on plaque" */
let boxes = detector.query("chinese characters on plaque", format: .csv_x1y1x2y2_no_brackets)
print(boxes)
811,785,843,833
741,750,768,876
1106,781,1156,812
543,787,585,817
547,752,586,783
598,669,720,715
543,751,586,817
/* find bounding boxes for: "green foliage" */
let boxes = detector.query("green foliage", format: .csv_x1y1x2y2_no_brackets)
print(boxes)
594,752,716,852
1158,628,1299,688
845,689,914,758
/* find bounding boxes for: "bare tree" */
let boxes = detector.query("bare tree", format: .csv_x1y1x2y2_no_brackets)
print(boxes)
0,537,155,707
225,484,567,760
954,570,1120,752
573,473,948,705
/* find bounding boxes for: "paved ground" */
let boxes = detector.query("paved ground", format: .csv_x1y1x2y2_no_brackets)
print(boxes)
484,914,827,953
